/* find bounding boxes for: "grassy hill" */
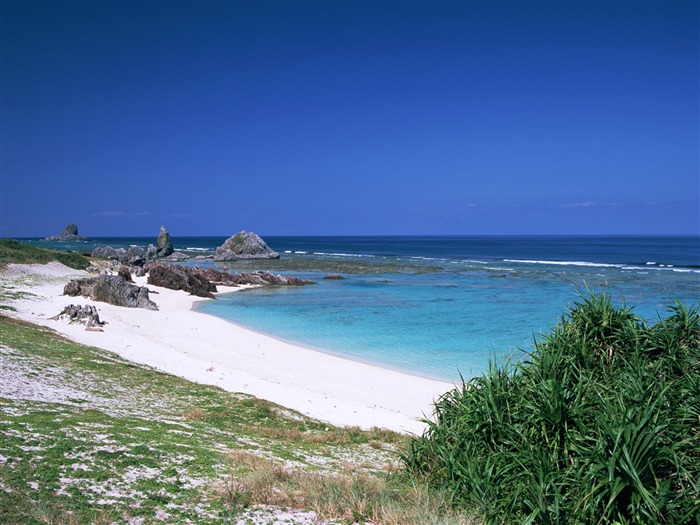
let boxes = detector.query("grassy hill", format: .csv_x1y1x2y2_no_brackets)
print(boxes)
0,239,91,270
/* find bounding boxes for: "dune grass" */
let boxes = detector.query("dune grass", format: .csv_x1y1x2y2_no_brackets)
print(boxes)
402,294,700,524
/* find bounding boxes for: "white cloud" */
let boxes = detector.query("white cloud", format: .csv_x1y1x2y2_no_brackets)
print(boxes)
93,211,149,217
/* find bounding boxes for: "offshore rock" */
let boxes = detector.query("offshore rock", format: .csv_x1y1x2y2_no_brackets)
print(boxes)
45,223,87,241
146,262,216,298
92,246,129,261
203,268,314,287
145,244,158,261
91,245,157,265
163,251,190,262
64,275,158,310
156,226,174,258
214,231,279,260
51,304,104,328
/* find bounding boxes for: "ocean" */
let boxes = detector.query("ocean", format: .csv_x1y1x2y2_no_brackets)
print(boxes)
23,235,700,383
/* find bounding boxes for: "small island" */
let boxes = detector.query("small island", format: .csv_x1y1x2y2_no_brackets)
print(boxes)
44,223,87,241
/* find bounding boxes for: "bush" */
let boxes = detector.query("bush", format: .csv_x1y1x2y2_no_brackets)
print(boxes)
402,294,700,524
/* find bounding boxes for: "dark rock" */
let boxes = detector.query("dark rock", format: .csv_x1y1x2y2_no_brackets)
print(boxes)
45,223,87,241
127,246,144,259
145,244,158,261
64,275,158,310
117,265,133,283
156,226,174,258
51,304,104,327
324,274,345,280
146,262,217,298
92,246,128,261
203,268,314,287
91,244,158,265
163,251,189,262
214,231,279,260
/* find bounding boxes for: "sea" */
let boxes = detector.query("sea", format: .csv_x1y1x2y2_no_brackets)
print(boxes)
22,235,700,383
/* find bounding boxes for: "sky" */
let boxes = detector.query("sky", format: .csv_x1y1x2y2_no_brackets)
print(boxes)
1,0,698,237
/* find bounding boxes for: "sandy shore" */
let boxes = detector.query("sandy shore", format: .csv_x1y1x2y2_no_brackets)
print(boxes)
1,262,453,434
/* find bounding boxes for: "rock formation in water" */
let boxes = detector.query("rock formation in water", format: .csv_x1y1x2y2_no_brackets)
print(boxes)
91,244,158,266
202,268,313,287
64,275,158,310
92,246,127,261
45,223,87,241
162,251,189,262
144,263,313,297
156,226,174,258
146,262,216,298
214,231,279,260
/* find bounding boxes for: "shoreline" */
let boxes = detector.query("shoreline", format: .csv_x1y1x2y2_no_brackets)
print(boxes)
191,292,457,385
1,262,453,434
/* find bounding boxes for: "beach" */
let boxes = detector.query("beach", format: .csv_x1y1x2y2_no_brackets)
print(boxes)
1,262,453,435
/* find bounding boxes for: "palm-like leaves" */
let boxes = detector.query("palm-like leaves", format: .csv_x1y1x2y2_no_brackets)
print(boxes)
402,294,700,524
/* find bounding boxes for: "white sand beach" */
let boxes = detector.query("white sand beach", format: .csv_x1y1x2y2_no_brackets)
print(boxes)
1,262,453,434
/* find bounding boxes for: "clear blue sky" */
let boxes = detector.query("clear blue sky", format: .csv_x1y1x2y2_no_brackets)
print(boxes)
1,0,698,237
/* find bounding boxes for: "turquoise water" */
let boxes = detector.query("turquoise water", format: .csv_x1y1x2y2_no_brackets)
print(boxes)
191,236,699,382
21,235,700,382
197,271,570,381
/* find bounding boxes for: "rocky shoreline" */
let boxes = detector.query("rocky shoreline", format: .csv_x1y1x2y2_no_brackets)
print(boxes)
63,261,314,308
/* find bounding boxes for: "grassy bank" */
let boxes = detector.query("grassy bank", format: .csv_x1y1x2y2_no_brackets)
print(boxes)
0,315,477,524
0,239,91,270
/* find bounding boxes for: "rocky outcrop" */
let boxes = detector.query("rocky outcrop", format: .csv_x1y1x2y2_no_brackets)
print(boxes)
144,263,313,297
146,262,217,298
45,223,87,241
156,226,174,258
202,268,314,287
51,304,104,327
92,246,127,261
144,244,158,261
91,245,158,266
64,275,158,310
214,231,279,260
117,265,134,283
163,251,189,262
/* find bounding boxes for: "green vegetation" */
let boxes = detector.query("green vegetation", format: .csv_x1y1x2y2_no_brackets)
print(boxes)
0,315,477,524
403,294,700,524
4,275,696,524
0,239,90,270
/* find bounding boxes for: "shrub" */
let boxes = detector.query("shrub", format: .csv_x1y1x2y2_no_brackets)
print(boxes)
402,294,700,524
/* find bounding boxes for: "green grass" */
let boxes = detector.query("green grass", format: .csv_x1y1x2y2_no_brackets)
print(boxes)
0,314,478,524
402,294,700,524
0,239,91,270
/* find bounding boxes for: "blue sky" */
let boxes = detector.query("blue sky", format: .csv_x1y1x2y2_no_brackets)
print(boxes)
1,0,698,237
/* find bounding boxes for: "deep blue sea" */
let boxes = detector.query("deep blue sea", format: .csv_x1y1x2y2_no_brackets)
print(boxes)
23,235,700,382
